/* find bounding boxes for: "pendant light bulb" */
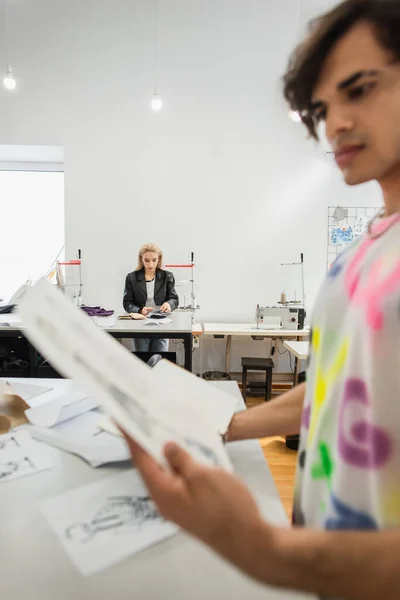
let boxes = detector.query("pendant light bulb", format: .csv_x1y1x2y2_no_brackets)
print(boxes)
3,66,16,90
150,93,163,111
289,110,301,123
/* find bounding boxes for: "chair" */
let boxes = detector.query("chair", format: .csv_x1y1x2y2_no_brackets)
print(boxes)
147,354,162,368
133,351,177,365
241,357,274,403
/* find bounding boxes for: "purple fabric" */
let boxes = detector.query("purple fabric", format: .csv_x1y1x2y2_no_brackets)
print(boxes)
81,306,114,317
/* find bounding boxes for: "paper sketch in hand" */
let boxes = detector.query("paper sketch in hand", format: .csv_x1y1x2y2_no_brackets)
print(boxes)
107,383,221,467
18,279,232,472
0,430,53,482
40,470,177,575
152,360,239,434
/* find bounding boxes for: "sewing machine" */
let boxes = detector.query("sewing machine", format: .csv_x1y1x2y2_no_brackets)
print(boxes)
255,305,306,330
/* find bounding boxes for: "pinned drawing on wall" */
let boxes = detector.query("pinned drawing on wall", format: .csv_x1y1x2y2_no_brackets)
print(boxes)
329,225,354,245
333,206,348,221
354,216,369,236
327,206,381,273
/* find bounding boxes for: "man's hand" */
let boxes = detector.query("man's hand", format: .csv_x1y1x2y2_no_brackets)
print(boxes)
141,307,155,316
160,302,171,313
126,437,400,600
125,437,269,562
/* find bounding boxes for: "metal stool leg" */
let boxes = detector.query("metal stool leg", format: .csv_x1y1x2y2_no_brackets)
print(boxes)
268,369,273,400
242,367,247,402
265,368,272,401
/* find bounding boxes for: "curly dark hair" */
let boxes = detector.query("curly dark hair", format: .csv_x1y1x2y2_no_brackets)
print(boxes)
283,0,400,139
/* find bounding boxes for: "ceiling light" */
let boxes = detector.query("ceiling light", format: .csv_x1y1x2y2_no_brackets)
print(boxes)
3,1,17,91
3,66,16,90
289,110,301,123
150,93,163,111
150,0,163,111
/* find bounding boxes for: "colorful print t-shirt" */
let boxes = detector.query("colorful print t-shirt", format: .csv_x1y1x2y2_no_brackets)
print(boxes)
293,213,400,539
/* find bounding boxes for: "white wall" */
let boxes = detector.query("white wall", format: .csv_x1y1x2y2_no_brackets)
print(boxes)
0,0,382,369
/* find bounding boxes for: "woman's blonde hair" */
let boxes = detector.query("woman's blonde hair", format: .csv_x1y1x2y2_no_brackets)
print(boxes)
136,243,163,271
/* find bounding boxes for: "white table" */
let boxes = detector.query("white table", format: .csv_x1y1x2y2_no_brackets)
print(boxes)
203,323,310,373
0,378,313,600
283,341,310,386
192,322,203,336
0,312,196,372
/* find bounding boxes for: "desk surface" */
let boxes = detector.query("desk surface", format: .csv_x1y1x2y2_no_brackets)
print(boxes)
106,311,192,334
204,322,310,337
0,311,194,335
1,378,312,600
283,341,310,360
192,322,203,336
0,313,22,330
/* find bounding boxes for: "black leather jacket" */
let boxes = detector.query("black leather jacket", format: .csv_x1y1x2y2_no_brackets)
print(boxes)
123,268,179,314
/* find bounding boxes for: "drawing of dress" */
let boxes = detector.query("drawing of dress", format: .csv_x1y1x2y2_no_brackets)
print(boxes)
65,495,164,543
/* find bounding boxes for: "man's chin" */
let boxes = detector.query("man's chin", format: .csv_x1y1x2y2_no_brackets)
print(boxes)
342,168,374,186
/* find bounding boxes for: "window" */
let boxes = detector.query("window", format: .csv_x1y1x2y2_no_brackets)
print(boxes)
0,169,64,303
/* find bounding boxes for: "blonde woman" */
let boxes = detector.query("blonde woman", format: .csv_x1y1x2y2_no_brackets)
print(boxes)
123,243,179,353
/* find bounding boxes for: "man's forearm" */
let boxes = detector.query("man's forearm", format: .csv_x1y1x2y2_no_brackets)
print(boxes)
228,382,305,441
245,523,400,600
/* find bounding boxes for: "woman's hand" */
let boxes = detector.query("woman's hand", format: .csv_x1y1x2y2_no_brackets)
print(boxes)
160,302,171,313
141,307,155,316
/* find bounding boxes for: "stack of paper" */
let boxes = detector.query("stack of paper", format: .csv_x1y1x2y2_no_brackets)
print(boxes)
25,388,99,427
27,410,131,467
18,279,237,472
8,381,128,467
3,380,52,402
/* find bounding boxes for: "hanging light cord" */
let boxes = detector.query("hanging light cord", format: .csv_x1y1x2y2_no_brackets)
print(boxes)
154,0,158,93
298,0,303,39
4,0,12,68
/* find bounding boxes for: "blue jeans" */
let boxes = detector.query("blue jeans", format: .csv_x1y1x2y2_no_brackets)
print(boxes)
133,338,169,353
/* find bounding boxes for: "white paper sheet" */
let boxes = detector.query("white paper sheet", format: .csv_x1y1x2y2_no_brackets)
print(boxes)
145,318,173,325
354,216,369,236
18,279,232,471
0,313,22,326
152,361,239,434
40,469,177,575
98,415,121,437
3,380,52,402
0,430,53,482
25,389,100,427
27,410,131,467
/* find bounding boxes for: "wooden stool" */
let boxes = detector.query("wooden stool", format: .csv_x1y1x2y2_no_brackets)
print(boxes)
241,357,274,403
